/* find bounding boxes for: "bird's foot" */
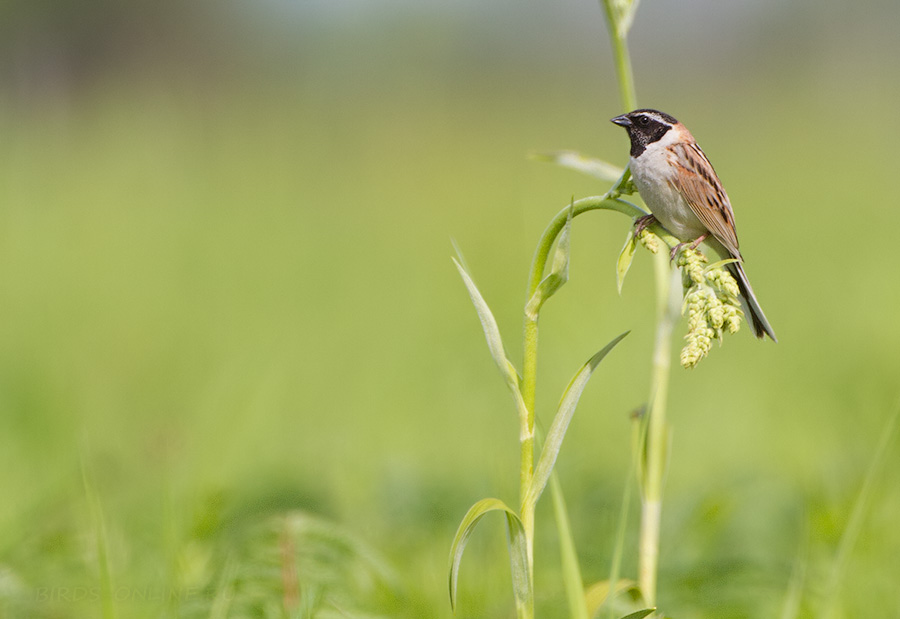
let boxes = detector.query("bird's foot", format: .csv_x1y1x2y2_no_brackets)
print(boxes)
633,214,657,236
669,233,709,262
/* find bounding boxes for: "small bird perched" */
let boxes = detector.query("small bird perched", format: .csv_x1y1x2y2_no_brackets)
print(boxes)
611,109,777,341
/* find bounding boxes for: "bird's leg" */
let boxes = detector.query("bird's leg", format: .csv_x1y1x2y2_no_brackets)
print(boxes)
688,233,709,250
669,233,709,261
633,214,657,236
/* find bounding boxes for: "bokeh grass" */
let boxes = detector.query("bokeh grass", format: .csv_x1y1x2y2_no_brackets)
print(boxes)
0,3,899,617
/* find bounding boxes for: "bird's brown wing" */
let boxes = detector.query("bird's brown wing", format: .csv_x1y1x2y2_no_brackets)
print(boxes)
668,141,741,257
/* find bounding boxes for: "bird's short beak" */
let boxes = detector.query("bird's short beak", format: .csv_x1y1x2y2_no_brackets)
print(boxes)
611,114,631,127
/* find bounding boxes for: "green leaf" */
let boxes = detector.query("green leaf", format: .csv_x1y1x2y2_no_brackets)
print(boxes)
532,150,624,182
703,257,741,272
616,230,637,294
619,609,656,619
453,258,530,425
505,510,533,619
453,257,511,379
449,237,472,275
448,498,533,616
525,202,573,321
601,412,642,619
550,474,588,619
527,331,630,507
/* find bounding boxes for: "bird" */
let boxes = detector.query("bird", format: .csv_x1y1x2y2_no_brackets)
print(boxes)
611,108,777,341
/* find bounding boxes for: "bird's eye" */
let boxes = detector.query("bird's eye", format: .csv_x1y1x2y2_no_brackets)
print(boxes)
637,115,650,126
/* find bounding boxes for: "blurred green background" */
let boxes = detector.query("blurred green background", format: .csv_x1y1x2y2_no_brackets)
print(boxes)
0,0,898,617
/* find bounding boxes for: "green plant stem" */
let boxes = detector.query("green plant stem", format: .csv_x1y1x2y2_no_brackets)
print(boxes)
520,316,538,580
638,254,681,606
519,192,645,587
527,194,644,297
601,1,637,112
599,4,683,607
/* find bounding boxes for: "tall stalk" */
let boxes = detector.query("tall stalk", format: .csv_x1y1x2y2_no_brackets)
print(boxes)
602,0,638,112
520,195,645,583
449,192,638,619
450,2,684,614
637,256,680,605
601,0,676,606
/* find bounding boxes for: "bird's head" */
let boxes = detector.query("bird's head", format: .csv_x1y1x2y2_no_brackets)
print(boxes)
611,109,679,157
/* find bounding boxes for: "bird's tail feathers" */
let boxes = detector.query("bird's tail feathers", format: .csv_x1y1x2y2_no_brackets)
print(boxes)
726,261,778,342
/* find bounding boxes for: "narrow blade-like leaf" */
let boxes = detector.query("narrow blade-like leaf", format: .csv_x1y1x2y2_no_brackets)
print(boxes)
601,412,641,619
525,203,573,320
616,230,637,295
453,258,530,426
619,609,655,619
532,150,624,182
453,258,514,382
703,257,741,272
527,331,630,507
448,498,532,615
550,473,588,619
450,237,472,275
504,509,533,618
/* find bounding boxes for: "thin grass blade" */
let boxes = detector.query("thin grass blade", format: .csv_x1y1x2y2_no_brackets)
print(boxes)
619,609,655,619
532,151,624,182
450,237,472,275
550,473,589,619
601,410,642,619
504,509,533,618
453,258,530,424
527,331,630,507
448,498,532,615
453,258,513,381
703,257,741,272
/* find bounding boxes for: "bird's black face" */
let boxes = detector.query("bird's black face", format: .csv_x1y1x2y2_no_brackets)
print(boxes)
611,109,678,158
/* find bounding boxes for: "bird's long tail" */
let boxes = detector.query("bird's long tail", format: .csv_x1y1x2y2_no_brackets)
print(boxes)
726,261,778,342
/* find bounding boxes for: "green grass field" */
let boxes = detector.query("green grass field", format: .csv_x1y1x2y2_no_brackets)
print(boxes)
0,6,899,617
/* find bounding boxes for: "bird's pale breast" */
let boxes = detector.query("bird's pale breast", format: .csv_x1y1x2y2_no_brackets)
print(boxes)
630,144,708,242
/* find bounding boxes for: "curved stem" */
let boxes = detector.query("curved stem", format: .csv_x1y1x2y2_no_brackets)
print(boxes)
518,191,646,587
522,193,644,428
527,194,645,298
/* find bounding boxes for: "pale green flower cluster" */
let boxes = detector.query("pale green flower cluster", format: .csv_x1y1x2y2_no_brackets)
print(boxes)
676,248,743,369
635,227,659,254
